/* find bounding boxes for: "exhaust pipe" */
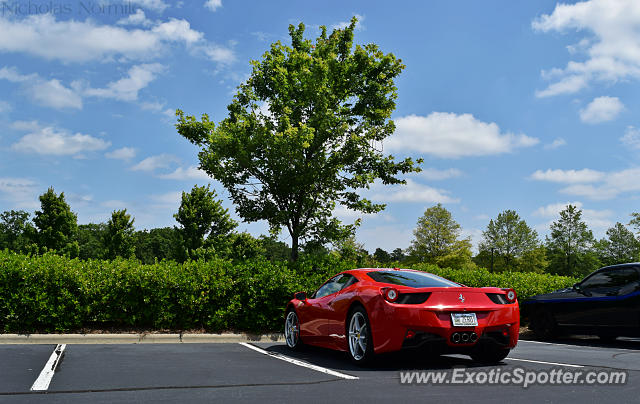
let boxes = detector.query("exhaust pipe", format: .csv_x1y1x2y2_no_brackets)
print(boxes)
470,332,478,342
461,332,470,342
451,333,461,343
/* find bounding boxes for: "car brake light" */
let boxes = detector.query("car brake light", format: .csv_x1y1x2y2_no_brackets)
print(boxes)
382,287,399,302
503,288,517,303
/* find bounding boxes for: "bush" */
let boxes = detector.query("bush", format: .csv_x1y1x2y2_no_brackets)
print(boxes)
0,250,575,333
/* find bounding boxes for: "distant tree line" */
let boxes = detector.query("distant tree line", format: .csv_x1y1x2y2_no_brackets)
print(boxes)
1,187,639,278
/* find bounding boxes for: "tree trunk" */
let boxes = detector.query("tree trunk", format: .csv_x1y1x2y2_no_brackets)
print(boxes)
291,235,299,262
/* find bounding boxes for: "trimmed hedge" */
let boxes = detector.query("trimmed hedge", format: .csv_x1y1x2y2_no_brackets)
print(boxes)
0,250,576,333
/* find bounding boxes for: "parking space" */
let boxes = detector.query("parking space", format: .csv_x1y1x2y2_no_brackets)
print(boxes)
1,339,639,403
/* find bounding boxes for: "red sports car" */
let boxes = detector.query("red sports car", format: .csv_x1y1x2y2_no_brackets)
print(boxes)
284,268,519,364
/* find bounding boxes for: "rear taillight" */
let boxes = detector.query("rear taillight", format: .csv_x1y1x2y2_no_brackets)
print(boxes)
503,288,517,303
382,287,399,303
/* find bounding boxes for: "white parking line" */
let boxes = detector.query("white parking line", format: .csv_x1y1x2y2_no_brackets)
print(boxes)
31,344,66,391
239,343,359,380
505,357,584,368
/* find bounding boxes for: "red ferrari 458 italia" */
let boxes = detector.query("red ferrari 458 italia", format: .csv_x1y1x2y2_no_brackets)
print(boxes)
284,268,519,364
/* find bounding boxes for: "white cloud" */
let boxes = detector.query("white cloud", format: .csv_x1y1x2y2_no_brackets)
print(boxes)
530,168,605,183
151,191,182,207
0,66,82,109
533,201,613,232
372,179,459,204
331,14,365,31
128,0,169,12
544,137,567,150
204,0,222,12
158,165,211,180
117,9,153,27
83,63,165,101
105,147,137,160
11,123,110,156
579,96,624,123
0,177,39,209
620,126,640,149
0,14,232,64
533,0,640,97
131,154,179,172
419,168,463,181
388,112,538,158
532,167,640,200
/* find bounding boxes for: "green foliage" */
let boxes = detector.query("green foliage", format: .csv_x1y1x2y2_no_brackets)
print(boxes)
176,17,421,260
174,185,237,259
0,250,576,333
546,204,600,277
105,209,136,259
134,227,183,264
78,223,108,260
0,210,37,254
33,187,79,257
408,204,473,268
478,210,545,272
595,222,640,266
373,248,391,264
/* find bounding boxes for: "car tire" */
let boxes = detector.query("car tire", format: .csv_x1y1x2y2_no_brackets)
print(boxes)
347,307,374,365
284,309,303,350
530,309,557,340
470,346,511,364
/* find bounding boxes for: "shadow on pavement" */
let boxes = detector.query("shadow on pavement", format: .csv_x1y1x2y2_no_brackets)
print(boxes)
263,343,508,373
522,336,640,350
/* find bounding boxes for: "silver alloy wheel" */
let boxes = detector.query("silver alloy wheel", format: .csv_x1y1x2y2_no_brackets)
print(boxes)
348,311,367,361
285,311,299,348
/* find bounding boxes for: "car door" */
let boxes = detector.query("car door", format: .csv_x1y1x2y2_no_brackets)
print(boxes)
324,274,359,349
298,274,344,346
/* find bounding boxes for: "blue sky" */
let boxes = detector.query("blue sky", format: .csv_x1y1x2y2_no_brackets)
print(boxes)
1,0,640,253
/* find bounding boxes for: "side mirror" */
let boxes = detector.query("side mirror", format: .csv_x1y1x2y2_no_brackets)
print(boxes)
294,291,307,301
573,283,591,296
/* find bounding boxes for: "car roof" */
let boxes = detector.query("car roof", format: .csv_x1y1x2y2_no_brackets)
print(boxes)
598,262,640,271
344,268,421,275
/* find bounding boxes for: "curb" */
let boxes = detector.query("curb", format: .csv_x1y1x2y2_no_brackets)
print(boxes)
0,333,285,344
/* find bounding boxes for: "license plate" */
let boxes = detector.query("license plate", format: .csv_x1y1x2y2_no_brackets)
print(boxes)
451,313,478,327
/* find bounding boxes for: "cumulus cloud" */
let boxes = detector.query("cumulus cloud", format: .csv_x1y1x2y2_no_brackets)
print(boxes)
11,123,110,156
83,63,165,101
544,137,567,150
128,0,169,12
0,66,82,109
105,147,136,160
533,201,613,232
0,177,39,209
620,126,640,149
387,112,538,158
531,167,640,200
117,9,153,27
533,0,640,97
579,96,624,123
372,179,459,204
158,165,211,180
0,14,233,64
131,154,180,172
204,0,222,12
530,168,605,183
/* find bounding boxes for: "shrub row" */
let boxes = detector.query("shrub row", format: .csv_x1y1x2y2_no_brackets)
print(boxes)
0,250,576,333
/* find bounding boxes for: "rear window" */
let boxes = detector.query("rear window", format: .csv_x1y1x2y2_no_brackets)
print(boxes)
367,270,459,288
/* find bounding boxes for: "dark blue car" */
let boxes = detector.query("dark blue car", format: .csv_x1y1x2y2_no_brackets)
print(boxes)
522,263,640,341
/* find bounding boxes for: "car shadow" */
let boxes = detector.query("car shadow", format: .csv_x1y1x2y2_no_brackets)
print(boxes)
522,335,640,350
264,344,508,372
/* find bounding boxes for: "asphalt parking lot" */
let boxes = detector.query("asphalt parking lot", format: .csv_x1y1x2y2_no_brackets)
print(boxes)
1,338,639,403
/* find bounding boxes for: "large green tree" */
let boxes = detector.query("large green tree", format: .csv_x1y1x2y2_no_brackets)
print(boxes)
104,209,136,259
176,18,421,260
0,210,37,253
595,222,640,266
174,185,237,257
134,227,183,264
33,187,79,257
546,204,599,276
477,210,544,272
408,204,473,268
